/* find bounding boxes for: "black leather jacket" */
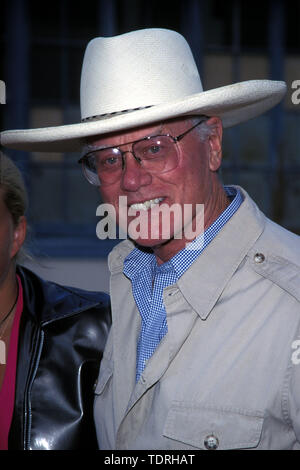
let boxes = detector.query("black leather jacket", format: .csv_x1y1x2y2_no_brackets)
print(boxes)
8,266,111,450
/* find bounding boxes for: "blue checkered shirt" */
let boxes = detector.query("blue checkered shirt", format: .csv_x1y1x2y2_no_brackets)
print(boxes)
123,186,243,381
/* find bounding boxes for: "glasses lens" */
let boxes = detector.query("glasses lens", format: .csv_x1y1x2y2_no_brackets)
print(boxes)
81,135,179,186
82,149,123,186
134,136,179,173
82,155,100,186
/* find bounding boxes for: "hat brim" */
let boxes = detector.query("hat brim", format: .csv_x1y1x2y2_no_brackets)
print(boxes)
0,80,286,152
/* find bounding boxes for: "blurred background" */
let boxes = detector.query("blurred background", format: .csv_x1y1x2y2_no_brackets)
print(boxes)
0,0,299,292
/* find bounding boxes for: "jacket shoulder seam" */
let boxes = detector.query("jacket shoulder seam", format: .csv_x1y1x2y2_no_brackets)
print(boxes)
248,253,300,303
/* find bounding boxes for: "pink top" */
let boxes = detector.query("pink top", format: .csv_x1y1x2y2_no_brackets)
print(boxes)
0,275,23,450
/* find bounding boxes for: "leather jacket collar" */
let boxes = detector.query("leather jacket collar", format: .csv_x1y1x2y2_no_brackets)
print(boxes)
17,265,103,325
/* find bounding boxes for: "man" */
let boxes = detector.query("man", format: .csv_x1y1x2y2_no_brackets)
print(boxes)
1,29,300,450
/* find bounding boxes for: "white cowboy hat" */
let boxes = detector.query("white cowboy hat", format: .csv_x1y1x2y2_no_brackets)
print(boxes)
0,28,286,153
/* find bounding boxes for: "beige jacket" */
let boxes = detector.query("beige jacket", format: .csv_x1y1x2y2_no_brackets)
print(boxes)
94,186,300,450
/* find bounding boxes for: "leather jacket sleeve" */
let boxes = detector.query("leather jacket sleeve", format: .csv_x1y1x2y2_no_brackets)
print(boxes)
8,266,111,450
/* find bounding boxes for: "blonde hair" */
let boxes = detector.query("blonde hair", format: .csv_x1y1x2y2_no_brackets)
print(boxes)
0,151,29,263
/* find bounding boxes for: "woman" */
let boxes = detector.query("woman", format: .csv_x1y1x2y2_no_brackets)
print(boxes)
0,152,111,450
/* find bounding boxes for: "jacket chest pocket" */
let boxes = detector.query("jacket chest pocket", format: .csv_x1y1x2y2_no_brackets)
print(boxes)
163,402,264,450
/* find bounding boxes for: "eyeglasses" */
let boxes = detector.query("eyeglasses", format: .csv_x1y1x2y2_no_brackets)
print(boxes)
79,117,207,186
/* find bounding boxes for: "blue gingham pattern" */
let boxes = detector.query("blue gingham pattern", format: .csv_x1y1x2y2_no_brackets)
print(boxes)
123,186,243,381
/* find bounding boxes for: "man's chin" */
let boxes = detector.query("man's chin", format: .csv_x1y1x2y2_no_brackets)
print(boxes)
129,235,170,249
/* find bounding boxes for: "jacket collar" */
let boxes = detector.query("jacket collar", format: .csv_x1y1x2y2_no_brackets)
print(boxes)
108,186,266,320
17,265,104,325
177,187,265,319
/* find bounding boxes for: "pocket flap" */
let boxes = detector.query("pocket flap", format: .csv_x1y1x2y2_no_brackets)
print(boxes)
163,402,264,450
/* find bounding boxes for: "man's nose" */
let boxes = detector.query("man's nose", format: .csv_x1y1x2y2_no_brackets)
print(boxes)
120,151,152,191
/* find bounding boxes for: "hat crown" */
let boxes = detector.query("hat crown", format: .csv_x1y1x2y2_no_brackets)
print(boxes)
80,28,203,120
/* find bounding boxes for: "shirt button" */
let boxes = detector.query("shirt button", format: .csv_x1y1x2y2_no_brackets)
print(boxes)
254,253,265,263
204,434,219,450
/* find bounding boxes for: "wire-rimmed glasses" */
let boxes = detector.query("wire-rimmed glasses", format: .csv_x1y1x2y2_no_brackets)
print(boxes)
79,117,207,186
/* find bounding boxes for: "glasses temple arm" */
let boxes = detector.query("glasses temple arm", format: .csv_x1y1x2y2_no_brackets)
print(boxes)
175,116,208,142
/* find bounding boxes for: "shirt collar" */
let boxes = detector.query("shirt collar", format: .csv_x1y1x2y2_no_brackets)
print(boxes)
123,246,155,281
170,186,243,278
175,187,265,319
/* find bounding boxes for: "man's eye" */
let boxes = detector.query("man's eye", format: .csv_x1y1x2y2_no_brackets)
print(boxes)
105,156,118,165
97,151,121,169
149,145,161,154
143,144,163,157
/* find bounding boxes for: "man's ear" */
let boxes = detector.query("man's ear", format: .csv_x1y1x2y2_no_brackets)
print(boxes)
206,117,223,172
11,216,27,259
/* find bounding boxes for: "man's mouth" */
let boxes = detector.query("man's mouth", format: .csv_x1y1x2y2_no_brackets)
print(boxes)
129,197,165,211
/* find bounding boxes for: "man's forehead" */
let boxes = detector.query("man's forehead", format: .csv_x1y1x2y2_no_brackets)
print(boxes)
86,117,190,146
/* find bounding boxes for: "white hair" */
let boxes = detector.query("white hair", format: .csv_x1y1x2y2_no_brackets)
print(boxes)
188,116,220,142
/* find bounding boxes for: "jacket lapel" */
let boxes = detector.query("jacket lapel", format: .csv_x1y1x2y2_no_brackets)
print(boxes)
126,289,199,411
108,241,141,427
177,186,266,320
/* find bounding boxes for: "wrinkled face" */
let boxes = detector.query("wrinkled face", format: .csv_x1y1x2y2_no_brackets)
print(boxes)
91,116,223,258
0,189,26,287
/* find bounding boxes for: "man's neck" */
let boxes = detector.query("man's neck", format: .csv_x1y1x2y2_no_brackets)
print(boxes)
153,184,230,265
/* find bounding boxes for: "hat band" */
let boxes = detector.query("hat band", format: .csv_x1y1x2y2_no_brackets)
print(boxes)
81,105,153,122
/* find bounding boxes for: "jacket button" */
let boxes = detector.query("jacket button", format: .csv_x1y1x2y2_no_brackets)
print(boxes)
254,253,265,263
204,434,219,450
